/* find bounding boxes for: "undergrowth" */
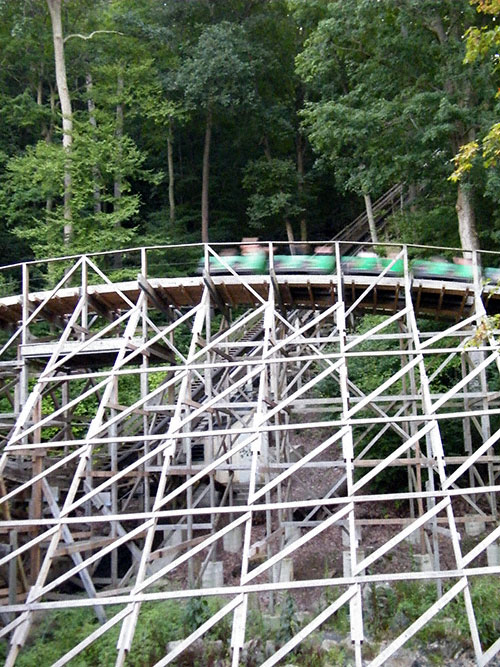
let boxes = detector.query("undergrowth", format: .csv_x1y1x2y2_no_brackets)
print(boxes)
4,577,500,665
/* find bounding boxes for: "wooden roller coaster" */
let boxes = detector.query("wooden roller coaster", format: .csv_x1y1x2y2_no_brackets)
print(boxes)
1,241,500,666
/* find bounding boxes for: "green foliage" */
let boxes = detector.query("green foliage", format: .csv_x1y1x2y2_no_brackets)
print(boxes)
347,314,403,395
183,596,211,634
322,577,500,653
322,644,348,666
177,21,258,114
316,313,468,492
0,0,499,260
323,587,350,636
296,0,498,247
182,596,231,643
0,110,152,258
385,206,461,248
463,576,500,645
243,157,304,231
450,1,500,182
14,598,211,666
277,593,299,645
10,578,500,663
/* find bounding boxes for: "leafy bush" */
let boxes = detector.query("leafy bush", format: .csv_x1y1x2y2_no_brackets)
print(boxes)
15,601,185,666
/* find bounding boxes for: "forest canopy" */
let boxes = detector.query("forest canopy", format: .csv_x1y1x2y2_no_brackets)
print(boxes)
1,0,500,263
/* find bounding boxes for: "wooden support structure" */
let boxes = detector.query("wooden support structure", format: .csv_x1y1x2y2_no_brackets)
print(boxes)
0,242,500,666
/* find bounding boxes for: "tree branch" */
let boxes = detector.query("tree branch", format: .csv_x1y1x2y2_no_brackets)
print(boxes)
64,30,123,44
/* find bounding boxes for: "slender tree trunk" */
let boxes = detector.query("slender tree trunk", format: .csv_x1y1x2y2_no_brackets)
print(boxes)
456,184,479,257
408,183,418,213
48,85,55,143
285,220,296,254
201,107,212,244
262,135,272,161
297,132,307,241
85,73,101,214
113,71,124,268
37,74,54,214
167,117,175,225
299,219,307,244
37,77,43,106
114,72,124,206
46,0,72,246
363,192,378,245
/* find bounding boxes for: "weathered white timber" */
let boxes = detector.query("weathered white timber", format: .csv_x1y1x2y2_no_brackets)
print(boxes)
0,242,499,666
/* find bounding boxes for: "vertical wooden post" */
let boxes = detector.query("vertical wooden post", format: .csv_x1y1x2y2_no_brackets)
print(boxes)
81,256,88,341
336,241,363,667
8,530,18,606
30,399,43,584
110,380,118,587
19,264,30,411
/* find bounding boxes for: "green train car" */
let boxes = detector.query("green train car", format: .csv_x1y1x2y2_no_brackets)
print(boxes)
198,251,489,284
340,256,404,277
199,253,267,275
273,254,335,274
412,259,473,282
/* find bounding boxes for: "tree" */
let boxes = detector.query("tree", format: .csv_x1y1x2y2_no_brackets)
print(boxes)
46,0,73,245
295,1,406,244
0,1,157,259
177,20,258,243
451,1,500,176
296,0,496,252
0,0,343,257
243,157,305,248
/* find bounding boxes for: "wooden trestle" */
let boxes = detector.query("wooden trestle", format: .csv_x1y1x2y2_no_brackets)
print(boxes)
0,242,499,666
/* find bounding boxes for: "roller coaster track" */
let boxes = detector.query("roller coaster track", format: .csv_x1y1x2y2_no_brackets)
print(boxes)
1,242,500,666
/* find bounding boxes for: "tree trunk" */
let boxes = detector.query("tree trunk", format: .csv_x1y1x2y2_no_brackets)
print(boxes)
46,0,72,246
48,84,55,142
114,72,124,205
114,71,124,268
297,131,307,241
37,77,54,215
285,219,296,254
36,77,43,106
363,192,378,245
85,73,101,214
201,107,212,244
262,135,272,161
408,183,418,213
456,184,479,257
167,117,175,225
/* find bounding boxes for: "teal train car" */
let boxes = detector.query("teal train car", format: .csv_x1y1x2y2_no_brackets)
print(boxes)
412,259,473,282
341,256,404,277
197,251,486,284
273,254,335,274
199,253,267,275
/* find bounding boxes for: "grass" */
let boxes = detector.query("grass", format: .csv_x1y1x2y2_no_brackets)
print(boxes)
4,577,500,665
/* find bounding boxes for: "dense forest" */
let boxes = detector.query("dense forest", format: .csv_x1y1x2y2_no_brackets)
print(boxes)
1,0,500,265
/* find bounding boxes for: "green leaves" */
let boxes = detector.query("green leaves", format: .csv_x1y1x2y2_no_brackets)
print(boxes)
177,21,257,113
0,112,147,257
243,157,304,230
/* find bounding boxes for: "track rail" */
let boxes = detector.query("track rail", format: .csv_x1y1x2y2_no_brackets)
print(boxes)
0,259,498,329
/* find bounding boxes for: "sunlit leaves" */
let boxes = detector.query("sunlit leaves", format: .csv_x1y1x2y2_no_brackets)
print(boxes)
449,141,480,181
471,0,500,15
